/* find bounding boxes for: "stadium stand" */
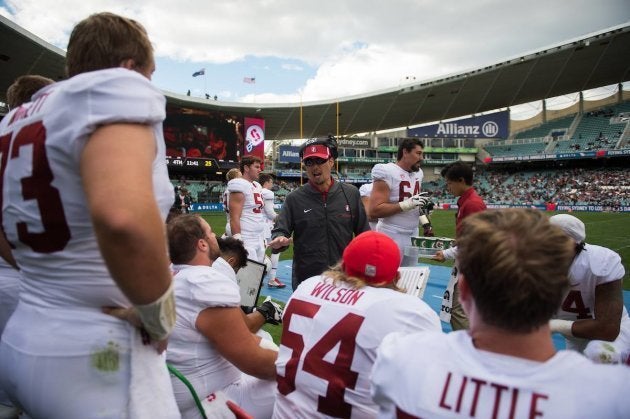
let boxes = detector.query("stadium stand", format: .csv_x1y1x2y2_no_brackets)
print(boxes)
483,140,549,157
424,167,629,208
513,114,576,140
556,102,630,152
482,100,630,157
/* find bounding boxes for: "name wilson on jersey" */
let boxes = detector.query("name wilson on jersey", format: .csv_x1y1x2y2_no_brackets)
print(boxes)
310,281,365,306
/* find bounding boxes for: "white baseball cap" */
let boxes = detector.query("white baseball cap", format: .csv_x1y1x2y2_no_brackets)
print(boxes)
549,214,586,243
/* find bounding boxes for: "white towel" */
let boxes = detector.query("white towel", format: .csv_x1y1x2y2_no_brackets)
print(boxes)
129,327,181,418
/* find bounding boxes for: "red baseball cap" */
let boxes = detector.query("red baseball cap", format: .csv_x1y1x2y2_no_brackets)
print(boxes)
343,231,400,284
302,144,332,160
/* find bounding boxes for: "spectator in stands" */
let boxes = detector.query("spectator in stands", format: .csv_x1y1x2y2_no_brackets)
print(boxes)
0,74,55,418
432,161,487,331
0,12,178,417
227,155,267,263
549,214,630,364
166,214,278,418
368,138,430,258
274,231,440,418
474,167,629,208
258,173,286,288
372,209,630,418
269,137,369,290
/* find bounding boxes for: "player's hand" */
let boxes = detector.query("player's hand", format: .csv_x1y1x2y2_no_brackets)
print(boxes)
431,250,446,262
254,296,284,325
423,225,435,237
103,306,169,354
421,201,435,215
399,193,430,212
268,236,291,250
231,233,242,241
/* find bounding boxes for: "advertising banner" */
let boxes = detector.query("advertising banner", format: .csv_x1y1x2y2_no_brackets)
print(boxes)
278,145,301,163
244,117,265,168
408,110,509,139
337,137,371,148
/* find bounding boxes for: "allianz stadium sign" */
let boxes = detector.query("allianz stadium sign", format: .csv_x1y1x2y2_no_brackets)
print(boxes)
408,110,509,139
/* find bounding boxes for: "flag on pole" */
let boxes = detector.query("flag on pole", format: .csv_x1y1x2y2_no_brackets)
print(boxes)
192,68,205,77
243,77,256,84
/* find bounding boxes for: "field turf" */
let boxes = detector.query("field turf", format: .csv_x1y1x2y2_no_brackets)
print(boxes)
201,210,629,343
201,210,630,289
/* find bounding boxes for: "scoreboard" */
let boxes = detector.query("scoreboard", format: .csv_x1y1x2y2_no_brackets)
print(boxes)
166,156,219,173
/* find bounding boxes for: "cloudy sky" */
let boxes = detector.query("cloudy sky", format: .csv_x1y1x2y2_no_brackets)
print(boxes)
2,0,629,120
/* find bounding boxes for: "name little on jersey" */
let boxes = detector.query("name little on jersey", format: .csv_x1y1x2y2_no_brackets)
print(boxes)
438,371,548,418
310,281,365,306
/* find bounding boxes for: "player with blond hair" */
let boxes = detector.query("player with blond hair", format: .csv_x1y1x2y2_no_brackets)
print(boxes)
274,231,440,418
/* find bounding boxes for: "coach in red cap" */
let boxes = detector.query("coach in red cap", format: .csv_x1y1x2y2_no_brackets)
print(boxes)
269,136,370,289
273,231,440,418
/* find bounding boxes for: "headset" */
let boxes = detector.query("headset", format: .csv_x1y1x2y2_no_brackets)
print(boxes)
298,134,339,160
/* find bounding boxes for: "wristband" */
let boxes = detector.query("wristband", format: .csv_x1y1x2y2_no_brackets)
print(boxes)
399,200,413,212
549,319,574,337
232,233,242,241
135,281,176,341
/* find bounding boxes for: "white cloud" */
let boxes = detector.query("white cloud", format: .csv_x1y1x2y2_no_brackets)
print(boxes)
281,63,303,71
3,0,629,105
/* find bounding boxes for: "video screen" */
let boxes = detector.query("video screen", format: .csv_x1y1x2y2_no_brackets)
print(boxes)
164,106,243,161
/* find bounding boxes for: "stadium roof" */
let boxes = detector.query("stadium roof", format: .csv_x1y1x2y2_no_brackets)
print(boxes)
1,15,629,140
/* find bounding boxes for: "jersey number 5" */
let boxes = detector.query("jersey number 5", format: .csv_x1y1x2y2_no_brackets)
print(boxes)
277,298,364,418
0,121,70,253
252,192,264,213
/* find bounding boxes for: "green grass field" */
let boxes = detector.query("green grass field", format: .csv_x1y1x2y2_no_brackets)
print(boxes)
201,210,630,288
201,209,629,343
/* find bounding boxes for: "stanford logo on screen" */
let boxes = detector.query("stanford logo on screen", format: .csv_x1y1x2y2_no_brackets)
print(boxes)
245,124,264,152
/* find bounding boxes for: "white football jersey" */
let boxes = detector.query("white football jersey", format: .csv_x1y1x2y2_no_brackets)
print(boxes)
554,244,630,351
222,187,232,236
371,163,423,232
0,259,20,334
273,275,441,419
359,182,373,198
261,187,276,240
372,331,630,419
167,264,242,402
227,178,265,236
0,68,173,309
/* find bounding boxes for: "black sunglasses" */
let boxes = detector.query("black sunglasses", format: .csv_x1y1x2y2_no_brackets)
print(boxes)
303,157,329,167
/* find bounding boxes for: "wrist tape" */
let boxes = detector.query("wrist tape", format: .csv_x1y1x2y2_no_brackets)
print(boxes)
549,319,574,337
135,281,176,341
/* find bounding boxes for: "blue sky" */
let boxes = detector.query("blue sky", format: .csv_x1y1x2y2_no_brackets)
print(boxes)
2,0,629,121
154,55,316,101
